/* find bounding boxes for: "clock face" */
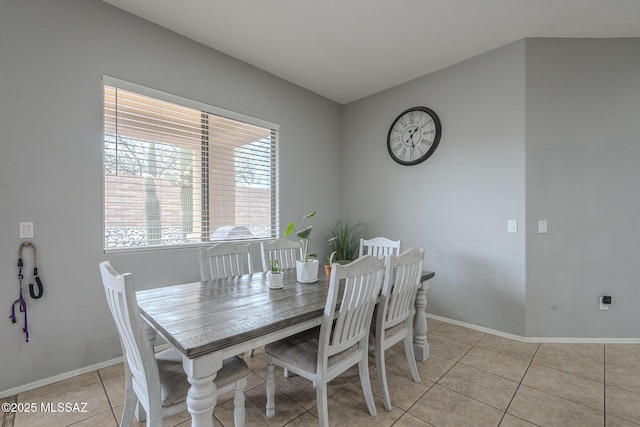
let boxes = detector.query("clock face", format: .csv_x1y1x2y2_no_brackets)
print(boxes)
387,107,441,166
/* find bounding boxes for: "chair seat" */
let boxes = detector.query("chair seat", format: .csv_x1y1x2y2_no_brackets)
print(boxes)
265,327,357,374
156,348,249,407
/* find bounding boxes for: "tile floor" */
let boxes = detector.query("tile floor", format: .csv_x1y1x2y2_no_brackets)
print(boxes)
2,318,639,426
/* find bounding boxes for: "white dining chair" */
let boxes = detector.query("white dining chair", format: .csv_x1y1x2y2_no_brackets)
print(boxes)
265,255,384,427
372,248,424,411
261,238,302,271
200,241,257,357
359,236,401,258
200,242,253,281
99,261,249,427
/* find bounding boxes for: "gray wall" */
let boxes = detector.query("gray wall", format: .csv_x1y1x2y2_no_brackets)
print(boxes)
0,0,343,392
525,38,640,338
343,37,640,340
343,41,527,336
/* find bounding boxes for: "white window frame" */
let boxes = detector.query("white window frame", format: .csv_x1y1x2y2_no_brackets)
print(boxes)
102,76,280,252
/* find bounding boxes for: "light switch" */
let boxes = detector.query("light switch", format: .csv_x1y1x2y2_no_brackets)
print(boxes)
538,220,548,234
20,222,34,238
507,220,518,233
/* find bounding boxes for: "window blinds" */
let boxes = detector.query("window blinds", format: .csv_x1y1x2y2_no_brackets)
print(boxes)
103,77,279,250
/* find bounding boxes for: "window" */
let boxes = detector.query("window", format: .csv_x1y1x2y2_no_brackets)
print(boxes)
103,77,279,250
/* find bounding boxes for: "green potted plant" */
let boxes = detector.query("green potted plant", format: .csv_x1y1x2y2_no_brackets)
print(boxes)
267,259,283,289
284,211,319,283
324,251,336,277
326,220,369,262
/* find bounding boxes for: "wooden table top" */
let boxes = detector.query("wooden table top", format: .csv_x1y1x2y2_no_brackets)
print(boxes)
137,269,435,359
137,270,331,358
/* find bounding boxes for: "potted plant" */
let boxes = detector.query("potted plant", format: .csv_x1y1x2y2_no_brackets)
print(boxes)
267,259,284,289
326,220,369,262
284,211,319,283
324,251,336,277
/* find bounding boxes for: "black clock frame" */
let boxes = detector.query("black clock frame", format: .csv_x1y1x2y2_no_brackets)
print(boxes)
387,106,442,166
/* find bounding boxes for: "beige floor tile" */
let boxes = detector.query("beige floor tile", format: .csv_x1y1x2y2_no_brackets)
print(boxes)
216,382,305,427
270,369,352,410
606,414,640,426
308,382,403,427
429,322,485,345
389,351,456,383
476,334,539,362
426,333,474,361
101,371,126,409
533,345,604,383
607,363,640,395
606,385,640,424
539,342,605,363
507,385,604,427
606,344,640,372
16,371,101,404
71,409,118,426
112,405,191,427
460,347,530,382
14,382,111,427
367,362,434,411
280,411,320,426
7,321,640,427
393,412,436,426
522,363,604,410
97,362,124,382
426,317,445,333
499,413,538,426
409,384,503,427
439,363,519,411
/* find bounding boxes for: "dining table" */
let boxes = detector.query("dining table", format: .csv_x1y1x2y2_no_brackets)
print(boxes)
136,268,435,427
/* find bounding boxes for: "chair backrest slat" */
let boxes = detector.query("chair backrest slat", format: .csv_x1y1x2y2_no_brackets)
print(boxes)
200,242,253,280
380,248,425,329
261,238,302,271
320,255,384,359
359,237,401,258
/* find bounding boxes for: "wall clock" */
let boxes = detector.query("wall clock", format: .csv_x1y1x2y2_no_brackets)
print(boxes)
387,106,441,166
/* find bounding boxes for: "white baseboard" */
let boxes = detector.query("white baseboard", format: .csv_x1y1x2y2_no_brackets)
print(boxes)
427,314,640,344
0,343,172,399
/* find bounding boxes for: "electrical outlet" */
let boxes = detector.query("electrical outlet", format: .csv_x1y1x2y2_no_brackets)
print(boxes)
600,296,611,310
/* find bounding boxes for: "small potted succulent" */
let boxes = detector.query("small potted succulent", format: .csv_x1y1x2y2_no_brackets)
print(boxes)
284,211,319,283
324,251,336,277
267,259,284,289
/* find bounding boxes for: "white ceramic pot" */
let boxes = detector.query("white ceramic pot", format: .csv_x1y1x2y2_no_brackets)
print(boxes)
267,271,284,289
296,260,319,283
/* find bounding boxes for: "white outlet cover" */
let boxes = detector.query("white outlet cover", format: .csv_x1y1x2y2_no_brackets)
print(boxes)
507,220,518,233
20,222,34,238
538,220,548,234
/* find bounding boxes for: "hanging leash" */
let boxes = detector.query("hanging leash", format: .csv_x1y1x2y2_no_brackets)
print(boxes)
19,242,44,299
9,242,44,342
10,288,28,342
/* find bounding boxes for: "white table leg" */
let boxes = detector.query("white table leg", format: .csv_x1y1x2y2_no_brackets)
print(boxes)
413,278,431,362
183,357,222,427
